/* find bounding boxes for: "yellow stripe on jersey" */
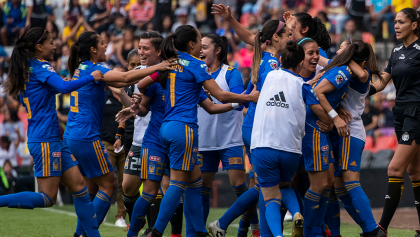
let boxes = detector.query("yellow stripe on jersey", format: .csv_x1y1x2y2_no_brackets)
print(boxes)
93,141,105,174
170,73,176,107
141,148,148,180
183,125,193,170
312,129,316,171
97,141,109,173
42,143,45,177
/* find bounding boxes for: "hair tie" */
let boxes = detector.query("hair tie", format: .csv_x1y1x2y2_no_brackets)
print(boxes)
35,29,46,45
266,40,272,44
298,37,311,45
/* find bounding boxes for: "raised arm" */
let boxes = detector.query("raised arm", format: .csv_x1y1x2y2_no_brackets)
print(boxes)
211,4,255,45
348,61,369,83
46,70,103,94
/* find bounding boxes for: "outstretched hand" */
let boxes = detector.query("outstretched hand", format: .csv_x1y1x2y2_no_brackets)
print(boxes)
211,4,233,20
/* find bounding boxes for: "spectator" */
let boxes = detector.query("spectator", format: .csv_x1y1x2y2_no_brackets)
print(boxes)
195,0,213,30
255,0,280,21
362,97,380,137
88,0,111,33
171,7,196,33
339,18,362,46
325,0,348,36
247,14,262,35
0,44,9,78
317,11,334,35
0,164,9,195
63,0,83,20
101,32,116,66
159,15,172,38
153,0,173,31
363,0,395,38
0,134,20,168
239,44,254,68
116,28,135,68
128,0,154,31
214,0,236,28
108,13,126,40
282,0,306,14
62,15,93,47
1,0,26,46
346,0,368,30
0,107,24,143
110,0,127,19
56,92,71,125
374,92,396,142
25,0,48,28
58,44,70,78
392,0,412,13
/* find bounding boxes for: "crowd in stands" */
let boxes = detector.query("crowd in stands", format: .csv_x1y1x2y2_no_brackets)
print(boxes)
0,0,413,213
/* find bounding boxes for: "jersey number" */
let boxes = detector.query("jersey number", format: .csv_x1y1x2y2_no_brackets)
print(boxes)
71,91,79,113
169,72,175,107
23,97,31,119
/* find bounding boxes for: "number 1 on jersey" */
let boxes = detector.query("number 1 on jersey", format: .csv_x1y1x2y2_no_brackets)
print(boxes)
71,91,79,112
23,97,31,119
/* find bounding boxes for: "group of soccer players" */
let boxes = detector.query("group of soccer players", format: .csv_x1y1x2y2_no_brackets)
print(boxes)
1,3,420,237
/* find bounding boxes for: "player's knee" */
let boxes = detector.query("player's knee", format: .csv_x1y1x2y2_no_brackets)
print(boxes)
388,163,405,177
407,167,420,181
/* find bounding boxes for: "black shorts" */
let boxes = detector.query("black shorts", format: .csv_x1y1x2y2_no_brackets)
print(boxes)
124,145,141,176
123,132,133,155
393,105,420,145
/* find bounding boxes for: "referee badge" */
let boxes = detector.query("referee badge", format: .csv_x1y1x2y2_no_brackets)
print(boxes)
402,132,410,142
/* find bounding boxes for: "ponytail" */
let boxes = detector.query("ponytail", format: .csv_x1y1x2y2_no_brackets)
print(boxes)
68,42,79,77
251,32,263,84
68,31,99,77
294,12,332,51
159,34,177,89
5,27,48,96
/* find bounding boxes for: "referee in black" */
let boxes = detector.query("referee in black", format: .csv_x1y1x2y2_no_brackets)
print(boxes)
369,8,420,236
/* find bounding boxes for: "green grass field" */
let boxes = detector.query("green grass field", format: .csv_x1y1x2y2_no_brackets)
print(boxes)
0,205,414,237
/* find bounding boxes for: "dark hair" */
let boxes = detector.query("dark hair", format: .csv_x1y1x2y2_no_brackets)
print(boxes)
68,31,100,77
5,27,49,96
317,11,329,22
68,0,82,17
6,107,19,123
159,25,199,88
294,12,332,51
204,34,229,65
281,40,305,69
252,20,287,84
323,40,383,83
297,37,318,48
127,49,139,63
139,31,164,51
400,8,420,36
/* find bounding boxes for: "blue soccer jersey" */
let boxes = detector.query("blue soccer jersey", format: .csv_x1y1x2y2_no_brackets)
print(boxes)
306,65,352,130
298,72,315,82
21,59,61,142
163,52,213,126
64,61,111,141
243,51,280,128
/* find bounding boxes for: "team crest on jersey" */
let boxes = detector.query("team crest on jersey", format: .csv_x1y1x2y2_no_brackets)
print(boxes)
402,132,410,141
52,158,60,171
149,164,155,174
78,64,88,70
270,61,278,70
128,151,134,156
205,67,211,75
321,145,329,151
335,75,343,84
149,156,161,162
52,152,61,157
310,89,319,101
103,148,108,154
323,153,328,164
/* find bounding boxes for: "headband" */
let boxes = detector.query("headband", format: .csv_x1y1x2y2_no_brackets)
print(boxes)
36,29,46,45
266,21,286,45
298,37,312,45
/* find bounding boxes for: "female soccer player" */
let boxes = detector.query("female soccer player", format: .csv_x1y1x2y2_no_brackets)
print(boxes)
369,8,420,236
64,31,175,236
303,40,377,236
252,40,332,237
1,27,103,237
198,34,255,233
146,25,259,237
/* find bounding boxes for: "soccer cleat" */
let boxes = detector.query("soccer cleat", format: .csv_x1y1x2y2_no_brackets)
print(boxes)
116,216,128,227
325,224,331,237
145,228,162,237
251,229,260,237
415,230,420,237
364,226,387,237
196,232,212,237
207,220,226,237
170,234,183,237
377,224,387,237
125,225,131,232
291,213,304,237
140,227,152,237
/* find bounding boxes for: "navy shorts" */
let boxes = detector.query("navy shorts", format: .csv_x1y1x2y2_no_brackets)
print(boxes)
140,147,169,182
199,146,244,173
302,128,334,172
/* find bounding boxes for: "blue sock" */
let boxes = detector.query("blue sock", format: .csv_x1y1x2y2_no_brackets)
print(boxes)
75,192,96,236
0,191,52,209
304,190,321,236
325,193,340,237
72,187,100,237
201,187,211,223
127,192,156,237
313,189,330,235
218,183,260,230
264,199,283,237
154,180,185,233
259,190,272,237
281,187,300,216
345,181,377,233
336,187,367,232
234,182,251,237
184,200,196,237
280,203,287,231
294,188,304,214
184,177,207,233
93,190,111,225
250,185,260,228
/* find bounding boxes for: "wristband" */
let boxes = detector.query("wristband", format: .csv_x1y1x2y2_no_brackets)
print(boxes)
368,85,377,96
231,103,240,109
328,109,338,119
150,72,159,82
116,127,125,137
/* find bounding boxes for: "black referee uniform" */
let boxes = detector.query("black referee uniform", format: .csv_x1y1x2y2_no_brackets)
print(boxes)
384,39,420,145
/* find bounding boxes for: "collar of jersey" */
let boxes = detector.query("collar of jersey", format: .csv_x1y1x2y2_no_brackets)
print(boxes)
81,60,95,66
178,51,202,61
282,68,297,76
299,72,314,78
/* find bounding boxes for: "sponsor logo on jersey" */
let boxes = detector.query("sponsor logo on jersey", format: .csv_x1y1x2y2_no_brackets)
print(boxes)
402,132,410,141
229,157,243,165
266,91,289,108
350,161,357,166
149,156,161,162
52,152,61,157
200,64,207,68
393,45,403,52
193,147,199,153
399,54,405,60
311,205,319,209
334,213,340,218
78,64,88,70
338,70,348,80
178,58,189,66
321,145,329,151
128,151,134,157
103,148,108,153
414,44,420,50
385,195,391,199
310,89,319,101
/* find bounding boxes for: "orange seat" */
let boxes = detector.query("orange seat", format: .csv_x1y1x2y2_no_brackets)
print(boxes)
364,136,374,151
372,135,398,153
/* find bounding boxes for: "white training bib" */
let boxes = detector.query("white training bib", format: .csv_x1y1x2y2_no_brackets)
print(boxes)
251,69,307,154
197,64,244,151
132,65,151,147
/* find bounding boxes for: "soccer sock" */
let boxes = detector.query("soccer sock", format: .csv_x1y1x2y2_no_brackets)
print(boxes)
264,199,283,237
184,199,196,237
335,187,366,231
281,186,300,216
379,176,404,230
345,181,378,233
413,180,420,228
72,187,100,237
123,192,140,222
314,189,331,229
234,182,251,237
201,187,211,223
93,190,111,225
170,201,184,234
259,190,271,237
0,191,52,209
184,177,207,233
280,203,287,231
325,193,340,237
294,188,304,214
304,190,321,236
127,192,156,237
149,195,162,228
153,180,185,233
76,191,96,235
218,183,260,230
